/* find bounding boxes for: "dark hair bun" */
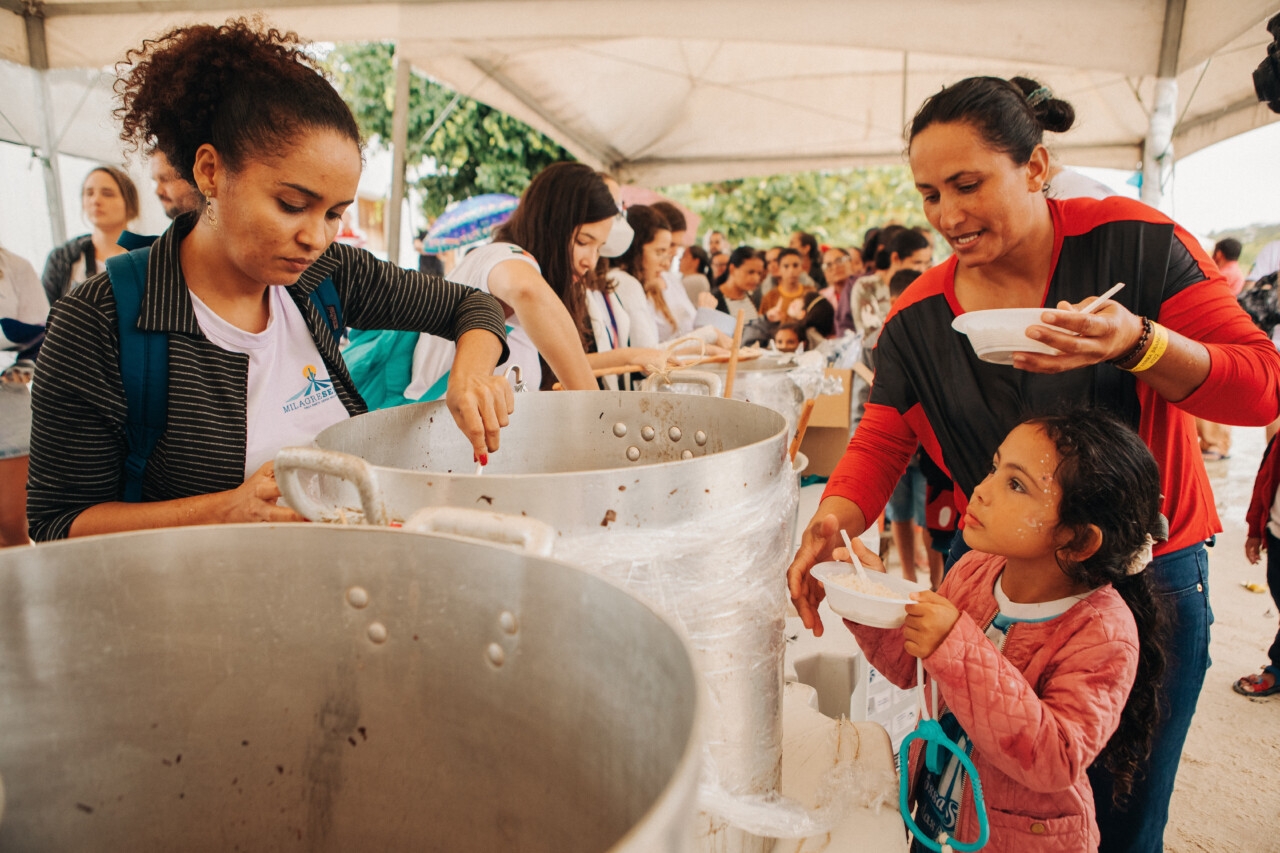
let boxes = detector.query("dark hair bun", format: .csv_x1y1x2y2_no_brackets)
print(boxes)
1010,76,1075,134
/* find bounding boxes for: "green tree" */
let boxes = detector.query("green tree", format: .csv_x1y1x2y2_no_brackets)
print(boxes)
325,42,573,221
661,166,930,248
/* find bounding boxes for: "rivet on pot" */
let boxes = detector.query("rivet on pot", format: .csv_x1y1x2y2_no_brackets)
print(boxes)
694,430,707,446
367,622,388,644
668,426,682,442
612,422,628,438
626,446,641,462
641,425,656,441
681,450,694,460
487,643,506,667
346,587,369,609
499,611,519,635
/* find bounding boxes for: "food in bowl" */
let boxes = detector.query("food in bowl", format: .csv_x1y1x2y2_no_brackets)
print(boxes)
951,307,1062,365
810,561,929,629
827,571,897,598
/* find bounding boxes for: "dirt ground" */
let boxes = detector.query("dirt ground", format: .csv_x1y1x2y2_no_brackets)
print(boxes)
1165,425,1280,853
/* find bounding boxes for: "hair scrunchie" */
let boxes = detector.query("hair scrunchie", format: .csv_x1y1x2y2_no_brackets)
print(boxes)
1026,85,1053,107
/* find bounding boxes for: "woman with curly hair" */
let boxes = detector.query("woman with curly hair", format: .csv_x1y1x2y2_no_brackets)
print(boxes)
26,18,512,540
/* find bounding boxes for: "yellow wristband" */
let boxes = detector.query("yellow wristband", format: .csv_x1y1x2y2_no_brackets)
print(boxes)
1126,322,1169,373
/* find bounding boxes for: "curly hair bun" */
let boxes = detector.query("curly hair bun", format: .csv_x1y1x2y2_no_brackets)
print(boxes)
114,16,360,183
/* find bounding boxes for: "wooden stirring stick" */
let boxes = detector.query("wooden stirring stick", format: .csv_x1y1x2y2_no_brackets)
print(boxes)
724,308,746,399
788,397,817,462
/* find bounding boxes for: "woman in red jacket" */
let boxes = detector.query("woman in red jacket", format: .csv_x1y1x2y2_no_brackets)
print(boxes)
788,75,1280,852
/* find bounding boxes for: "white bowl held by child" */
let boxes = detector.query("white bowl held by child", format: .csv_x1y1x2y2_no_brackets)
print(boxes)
951,307,1062,365
811,561,929,629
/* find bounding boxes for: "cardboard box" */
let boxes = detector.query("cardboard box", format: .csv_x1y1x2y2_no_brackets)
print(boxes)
799,368,852,478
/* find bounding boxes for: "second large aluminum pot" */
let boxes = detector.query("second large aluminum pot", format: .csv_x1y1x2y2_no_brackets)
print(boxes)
0,525,701,852
276,391,796,853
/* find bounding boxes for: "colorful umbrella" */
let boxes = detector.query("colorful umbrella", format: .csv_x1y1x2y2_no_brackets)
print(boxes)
421,193,519,252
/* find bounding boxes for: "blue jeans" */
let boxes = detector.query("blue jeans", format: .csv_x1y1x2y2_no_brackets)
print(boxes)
886,461,927,526
1088,541,1213,853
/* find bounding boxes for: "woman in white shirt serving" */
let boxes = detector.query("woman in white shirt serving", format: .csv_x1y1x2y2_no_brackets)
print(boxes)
26,19,512,540
404,162,612,394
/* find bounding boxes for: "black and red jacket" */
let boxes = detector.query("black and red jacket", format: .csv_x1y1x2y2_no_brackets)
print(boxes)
825,196,1280,557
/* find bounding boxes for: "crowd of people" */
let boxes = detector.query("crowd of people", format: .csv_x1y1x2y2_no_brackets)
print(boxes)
3,14,1280,853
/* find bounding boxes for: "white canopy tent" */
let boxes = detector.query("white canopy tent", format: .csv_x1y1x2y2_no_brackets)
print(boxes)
2,0,1278,253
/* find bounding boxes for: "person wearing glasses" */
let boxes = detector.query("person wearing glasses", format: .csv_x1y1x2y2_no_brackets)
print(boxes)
820,247,860,335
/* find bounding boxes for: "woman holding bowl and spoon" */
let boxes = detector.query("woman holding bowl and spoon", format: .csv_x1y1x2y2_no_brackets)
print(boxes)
787,75,1280,853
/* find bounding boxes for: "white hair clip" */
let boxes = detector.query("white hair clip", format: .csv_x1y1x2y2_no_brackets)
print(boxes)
1125,534,1155,576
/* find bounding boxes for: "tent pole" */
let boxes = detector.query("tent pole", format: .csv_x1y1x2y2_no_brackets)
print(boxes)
387,52,410,266
1141,0,1186,211
25,7,67,245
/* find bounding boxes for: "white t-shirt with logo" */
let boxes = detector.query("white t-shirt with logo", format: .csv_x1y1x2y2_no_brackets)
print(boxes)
189,286,349,478
406,242,539,399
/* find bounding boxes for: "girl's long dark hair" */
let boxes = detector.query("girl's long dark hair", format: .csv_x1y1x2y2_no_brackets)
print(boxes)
1027,410,1168,806
494,161,617,347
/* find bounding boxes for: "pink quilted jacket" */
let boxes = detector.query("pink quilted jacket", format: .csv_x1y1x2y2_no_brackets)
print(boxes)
846,551,1139,853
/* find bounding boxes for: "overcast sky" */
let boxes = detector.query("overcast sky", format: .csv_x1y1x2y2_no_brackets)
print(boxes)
1080,120,1280,239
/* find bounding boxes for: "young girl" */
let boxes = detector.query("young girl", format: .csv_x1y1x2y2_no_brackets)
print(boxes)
841,409,1166,852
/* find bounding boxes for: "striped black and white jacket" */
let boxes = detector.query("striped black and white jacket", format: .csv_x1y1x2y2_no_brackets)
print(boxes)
27,213,508,541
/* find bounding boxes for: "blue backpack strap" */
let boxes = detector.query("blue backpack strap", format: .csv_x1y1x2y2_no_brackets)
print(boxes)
309,276,344,344
116,231,158,252
106,246,168,503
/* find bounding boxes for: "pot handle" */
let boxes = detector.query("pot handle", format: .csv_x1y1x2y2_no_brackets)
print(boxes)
401,506,556,557
639,369,723,397
274,446,388,526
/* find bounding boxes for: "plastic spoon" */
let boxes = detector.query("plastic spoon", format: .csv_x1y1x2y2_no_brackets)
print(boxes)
1077,281,1125,315
839,528,871,584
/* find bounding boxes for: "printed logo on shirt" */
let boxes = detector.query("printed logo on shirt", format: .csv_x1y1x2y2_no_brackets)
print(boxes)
283,364,336,413
504,245,541,271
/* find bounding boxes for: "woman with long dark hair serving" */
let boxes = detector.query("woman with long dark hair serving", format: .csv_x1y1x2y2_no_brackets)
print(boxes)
402,161,606,394
787,76,1280,852
27,19,512,540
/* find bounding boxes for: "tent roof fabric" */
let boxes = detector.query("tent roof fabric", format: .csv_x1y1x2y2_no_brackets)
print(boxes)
2,0,1278,185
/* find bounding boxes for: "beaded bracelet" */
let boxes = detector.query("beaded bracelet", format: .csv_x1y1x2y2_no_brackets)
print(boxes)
1125,322,1169,373
1110,316,1152,368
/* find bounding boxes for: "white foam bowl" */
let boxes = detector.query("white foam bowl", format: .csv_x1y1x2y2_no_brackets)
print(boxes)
951,307,1062,365
811,561,929,629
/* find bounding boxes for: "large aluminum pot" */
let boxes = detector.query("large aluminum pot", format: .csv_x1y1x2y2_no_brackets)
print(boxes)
276,392,796,853
276,391,791,530
649,358,806,442
0,525,701,852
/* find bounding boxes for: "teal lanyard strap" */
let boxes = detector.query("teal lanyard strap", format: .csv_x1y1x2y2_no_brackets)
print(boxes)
899,659,990,853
